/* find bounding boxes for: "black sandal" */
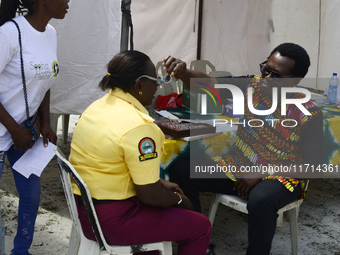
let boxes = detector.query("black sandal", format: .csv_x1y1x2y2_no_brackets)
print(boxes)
206,243,216,255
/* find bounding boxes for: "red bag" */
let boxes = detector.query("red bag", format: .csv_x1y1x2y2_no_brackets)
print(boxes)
155,93,183,109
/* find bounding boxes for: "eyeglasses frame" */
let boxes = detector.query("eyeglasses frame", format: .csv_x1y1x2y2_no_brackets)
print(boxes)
135,74,172,87
259,61,295,82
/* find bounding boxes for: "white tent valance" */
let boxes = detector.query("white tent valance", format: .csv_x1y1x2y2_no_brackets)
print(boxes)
49,0,121,114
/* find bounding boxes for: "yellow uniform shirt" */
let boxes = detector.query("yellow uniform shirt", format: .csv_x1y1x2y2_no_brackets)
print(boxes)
69,88,165,200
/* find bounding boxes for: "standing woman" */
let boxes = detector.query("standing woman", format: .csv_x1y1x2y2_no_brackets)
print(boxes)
0,0,69,254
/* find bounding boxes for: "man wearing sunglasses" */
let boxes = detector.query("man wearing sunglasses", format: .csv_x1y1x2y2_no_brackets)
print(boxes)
258,46,307,104
164,42,324,255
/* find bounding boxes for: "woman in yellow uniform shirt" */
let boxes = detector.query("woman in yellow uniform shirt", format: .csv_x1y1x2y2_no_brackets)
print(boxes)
69,51,212,255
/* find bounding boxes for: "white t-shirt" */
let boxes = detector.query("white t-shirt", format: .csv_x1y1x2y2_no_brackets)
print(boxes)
0,16,58,151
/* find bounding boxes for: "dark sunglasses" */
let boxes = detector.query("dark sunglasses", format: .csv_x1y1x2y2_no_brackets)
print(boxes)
259,61,294,82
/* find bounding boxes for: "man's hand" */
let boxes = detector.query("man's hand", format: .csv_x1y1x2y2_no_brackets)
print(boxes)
233,178,262,199
162,55,211,89
162,56,187,80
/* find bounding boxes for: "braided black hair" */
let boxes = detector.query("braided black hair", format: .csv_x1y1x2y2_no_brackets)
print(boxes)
0,0,36,26
99,50,151,92
268,42,310,78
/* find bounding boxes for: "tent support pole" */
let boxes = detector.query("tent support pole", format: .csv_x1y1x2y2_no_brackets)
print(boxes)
196,0,203,60
120,0,132,51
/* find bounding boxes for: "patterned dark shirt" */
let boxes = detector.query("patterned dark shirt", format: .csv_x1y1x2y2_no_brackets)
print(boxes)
210,76,324,197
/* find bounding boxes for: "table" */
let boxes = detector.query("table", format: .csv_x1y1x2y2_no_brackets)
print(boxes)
159,107,237,180
160,106,340,180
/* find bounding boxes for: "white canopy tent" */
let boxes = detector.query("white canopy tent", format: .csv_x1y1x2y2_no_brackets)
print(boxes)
132,0,340,90
48,0,340,118
49,0,121,115
47,0,121,143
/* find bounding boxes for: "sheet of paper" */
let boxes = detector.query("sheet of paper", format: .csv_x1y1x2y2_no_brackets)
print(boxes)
154,110,180,122
179,131,223,141
12,138,56,178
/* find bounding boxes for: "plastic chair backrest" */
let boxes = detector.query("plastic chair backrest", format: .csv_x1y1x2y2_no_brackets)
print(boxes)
209,70,233,78
54,147,106,251
55,146,173,255
156,61,166,76
190,60,216,74
150,61,181,109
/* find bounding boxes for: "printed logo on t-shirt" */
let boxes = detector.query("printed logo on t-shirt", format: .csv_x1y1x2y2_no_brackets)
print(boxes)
138,137,158,162
29,61,58,79
52,61,59,77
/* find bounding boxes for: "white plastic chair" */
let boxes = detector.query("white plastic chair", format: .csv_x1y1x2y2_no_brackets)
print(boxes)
54,146,172,255
50,113,70,144
207,181,309,255
209,70,233,78
156,61,185,94
157,61,181,94
190,60,216,74
150,61,182,109
155,61,166,77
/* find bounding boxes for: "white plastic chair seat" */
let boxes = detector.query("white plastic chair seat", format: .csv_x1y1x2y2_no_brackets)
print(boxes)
208,192,306,255
54,146,172,255
77,237,172,255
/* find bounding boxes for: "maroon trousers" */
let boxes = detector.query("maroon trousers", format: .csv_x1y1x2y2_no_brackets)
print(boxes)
76,196,211,255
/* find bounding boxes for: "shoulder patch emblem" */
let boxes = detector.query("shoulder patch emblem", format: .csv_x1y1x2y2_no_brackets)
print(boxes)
139,137,158,161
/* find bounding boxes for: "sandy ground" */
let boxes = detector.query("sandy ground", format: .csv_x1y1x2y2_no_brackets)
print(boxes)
0,115,340,255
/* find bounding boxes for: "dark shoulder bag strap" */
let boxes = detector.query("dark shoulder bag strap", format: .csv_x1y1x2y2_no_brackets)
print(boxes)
9,20,30,120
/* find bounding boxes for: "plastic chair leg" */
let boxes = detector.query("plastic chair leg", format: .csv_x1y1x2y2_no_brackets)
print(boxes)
288,208,299,255
276,212,284,227
67,223,80,255
50,113,60,134
49,113,70,144
62,114,70,144
78,236,101,255
208,194,219,226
